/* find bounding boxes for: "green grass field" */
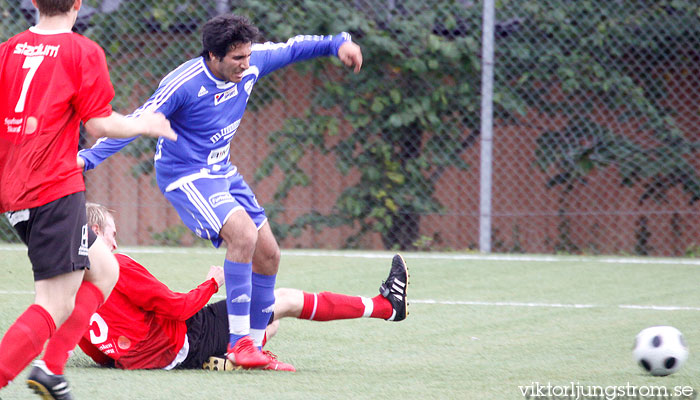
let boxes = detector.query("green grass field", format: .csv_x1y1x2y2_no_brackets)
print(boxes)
1,246,699,399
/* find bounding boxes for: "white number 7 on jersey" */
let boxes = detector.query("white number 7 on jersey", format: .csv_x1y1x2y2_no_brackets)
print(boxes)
15,55,44,113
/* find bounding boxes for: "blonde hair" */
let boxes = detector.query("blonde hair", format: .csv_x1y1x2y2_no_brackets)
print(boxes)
86,202,115,231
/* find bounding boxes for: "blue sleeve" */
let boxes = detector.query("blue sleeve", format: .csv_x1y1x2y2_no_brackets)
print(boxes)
253,32,352,78
78,71,186,171
79,136,138,171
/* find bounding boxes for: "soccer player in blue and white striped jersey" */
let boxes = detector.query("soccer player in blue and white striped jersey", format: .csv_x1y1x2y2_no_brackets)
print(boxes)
78,14,363,370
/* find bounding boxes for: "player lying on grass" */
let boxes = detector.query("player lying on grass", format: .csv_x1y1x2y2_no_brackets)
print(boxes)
78,13,363,371
75,203,408,372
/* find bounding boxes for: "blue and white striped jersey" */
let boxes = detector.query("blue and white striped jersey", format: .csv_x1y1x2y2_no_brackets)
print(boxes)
79,33,351,192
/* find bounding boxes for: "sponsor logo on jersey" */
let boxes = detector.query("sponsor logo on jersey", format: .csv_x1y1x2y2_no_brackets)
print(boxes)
207,145,230,164
4,117,23,134
198,86,208,97
231,294,251,303
244,80,254,95
13,42,60,57
210,119,241,144
98,343,115,355
208,192,235,208
214,86,238,106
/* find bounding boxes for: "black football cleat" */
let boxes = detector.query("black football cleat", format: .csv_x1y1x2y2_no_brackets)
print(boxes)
380,254,409,321
26,360,74,400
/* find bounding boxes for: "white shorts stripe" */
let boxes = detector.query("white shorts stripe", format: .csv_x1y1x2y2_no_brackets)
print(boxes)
192,212,211,240
180,183,218,231
181,183,221,233
188,183,223,233
184,182,221,232
165,167,238,192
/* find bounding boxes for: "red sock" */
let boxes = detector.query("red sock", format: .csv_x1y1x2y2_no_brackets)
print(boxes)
43,281,104,375
369,294,393,320
0,304,55,387
299,291,393,321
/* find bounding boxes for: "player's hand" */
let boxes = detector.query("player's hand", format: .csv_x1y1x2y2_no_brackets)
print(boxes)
76,155,85,170
207,265,225,289
137,110,178,141
338,41,362,73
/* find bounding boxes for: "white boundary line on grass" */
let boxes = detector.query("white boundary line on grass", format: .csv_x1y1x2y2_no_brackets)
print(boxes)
411,299,700,312
3,246,700,266
3,247,700,310
1,289,695,312
285,250,700,266
169,295,700,312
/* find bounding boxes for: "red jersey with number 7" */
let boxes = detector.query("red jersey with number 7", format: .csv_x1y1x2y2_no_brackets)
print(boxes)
0,27,114,212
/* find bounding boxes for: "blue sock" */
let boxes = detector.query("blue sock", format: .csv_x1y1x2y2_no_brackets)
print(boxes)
223,259,252,346
249,272,276,348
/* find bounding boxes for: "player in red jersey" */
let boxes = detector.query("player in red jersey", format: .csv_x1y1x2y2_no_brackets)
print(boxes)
0,1,176,399
73,203,408,372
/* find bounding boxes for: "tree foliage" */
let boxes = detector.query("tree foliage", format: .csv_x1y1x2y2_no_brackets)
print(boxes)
501,0,700,204
246,0,480,249
251,0,700,249
4,0,697,249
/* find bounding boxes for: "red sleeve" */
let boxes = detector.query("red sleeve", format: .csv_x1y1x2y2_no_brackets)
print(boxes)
78,337,113,366
114,254,219,321
73,38,114,122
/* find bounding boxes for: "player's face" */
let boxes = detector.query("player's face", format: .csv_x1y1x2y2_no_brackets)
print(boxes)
208,42,252,83
99,215,118,252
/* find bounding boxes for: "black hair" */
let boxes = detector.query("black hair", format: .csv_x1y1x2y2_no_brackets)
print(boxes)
35,0,74,16
200,14,260,60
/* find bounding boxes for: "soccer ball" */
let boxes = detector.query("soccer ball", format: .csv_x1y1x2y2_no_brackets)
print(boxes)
633,326,688,376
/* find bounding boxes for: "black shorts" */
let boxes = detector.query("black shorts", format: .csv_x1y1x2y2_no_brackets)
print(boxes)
178,300,229,369
6,191,97,281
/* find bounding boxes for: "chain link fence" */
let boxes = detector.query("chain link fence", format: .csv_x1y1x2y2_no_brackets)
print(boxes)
1,0,698,256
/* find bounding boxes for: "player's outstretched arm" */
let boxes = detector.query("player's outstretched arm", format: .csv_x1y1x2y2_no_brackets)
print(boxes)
78,135,137,171
84,110,177,141
337,41,363,73
255,33,360,78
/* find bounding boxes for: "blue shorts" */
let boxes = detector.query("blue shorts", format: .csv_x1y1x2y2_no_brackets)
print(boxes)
162,169,266,248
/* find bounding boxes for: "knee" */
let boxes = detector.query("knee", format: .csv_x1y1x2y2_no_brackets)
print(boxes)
221,218,258,256
272,288,303,318
40,294,76,327
274,287,293,302
253,245,280,275
264,246,281,268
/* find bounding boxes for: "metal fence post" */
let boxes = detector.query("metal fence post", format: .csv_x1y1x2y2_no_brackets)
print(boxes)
479,0,495,253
